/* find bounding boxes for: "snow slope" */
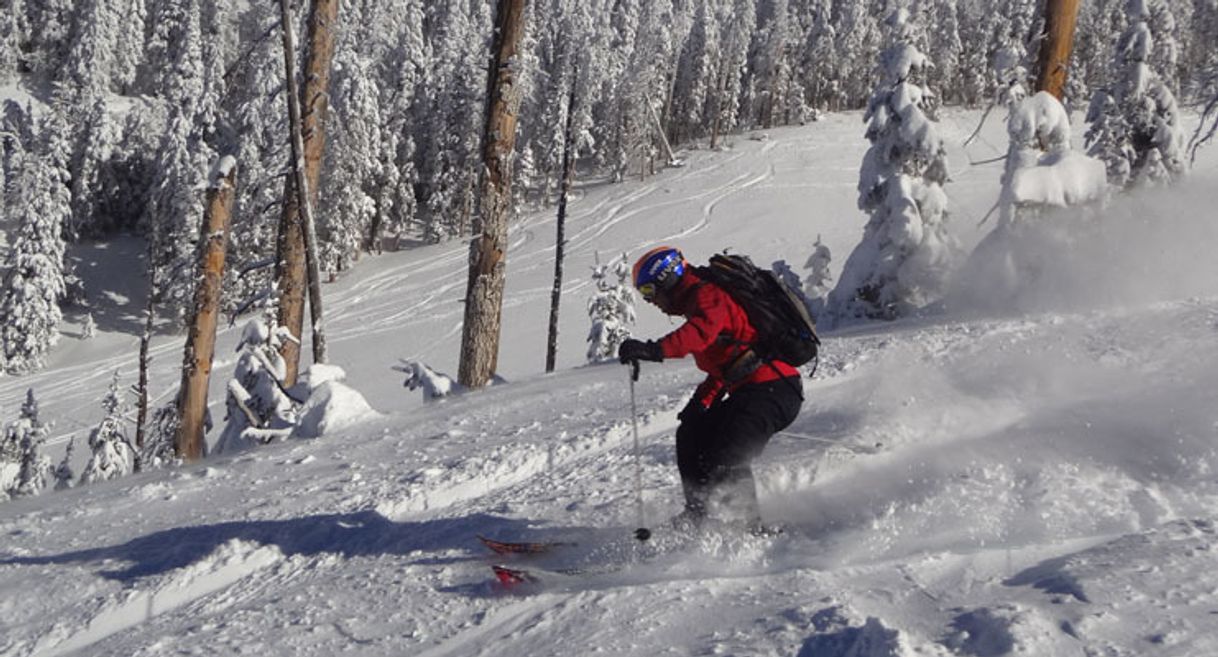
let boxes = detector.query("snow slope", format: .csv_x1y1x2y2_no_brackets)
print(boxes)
2,110,1218,657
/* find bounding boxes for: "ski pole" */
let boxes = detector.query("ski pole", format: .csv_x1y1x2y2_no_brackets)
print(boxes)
629,360,651,541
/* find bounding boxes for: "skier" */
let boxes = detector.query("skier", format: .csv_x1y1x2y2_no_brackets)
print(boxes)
617,246,803,533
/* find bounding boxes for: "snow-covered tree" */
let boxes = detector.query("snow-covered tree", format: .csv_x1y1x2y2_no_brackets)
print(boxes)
221,1,286,311
19,0,73,76
81,312,97,339
828,9,955,324
53,436,76,491
67,94,119,240
2,389,52,498
802,234,833,317
394,360,464,402
215,317,299,453
922,0,963,105
14,422,52,497
1071,0,1127,104
672,0,720,142
80,371,134,484
750,0,802,129
800,0,838,111
414,1,490,242
140,400,181,470
1085,0,1187,188
140,0,221,327
0,103,71,374
956,92,1108,307
1,101,34,216
1002,93,1108,226
0,1,24,81
772,258,820,323
586,254,637,362
831,2,883,109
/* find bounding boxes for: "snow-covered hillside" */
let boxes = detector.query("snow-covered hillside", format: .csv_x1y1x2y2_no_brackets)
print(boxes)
2,111,1218,657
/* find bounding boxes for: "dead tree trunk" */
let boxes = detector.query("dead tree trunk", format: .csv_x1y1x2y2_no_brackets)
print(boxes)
1036,0,1081,100
546,82,578,374
274,0,338,384
133,253,158,470
175,158,237,462
646,95,679,164
458,0,528,389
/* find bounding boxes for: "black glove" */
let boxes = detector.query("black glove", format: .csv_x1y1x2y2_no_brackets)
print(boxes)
618,339,663,365
677,398,707,423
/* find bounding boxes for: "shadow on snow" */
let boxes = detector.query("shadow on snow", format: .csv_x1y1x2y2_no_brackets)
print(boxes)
0,510,538,582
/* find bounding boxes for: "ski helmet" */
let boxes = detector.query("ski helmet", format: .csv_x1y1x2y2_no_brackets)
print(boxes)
632,246,686,300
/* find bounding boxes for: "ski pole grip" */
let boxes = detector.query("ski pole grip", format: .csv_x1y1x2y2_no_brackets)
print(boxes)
631,359,640,382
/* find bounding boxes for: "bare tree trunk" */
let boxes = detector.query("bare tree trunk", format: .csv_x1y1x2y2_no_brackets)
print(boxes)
274,0,338,384
458,0,528,389
133,272,155,471
646,95,679,164
1036,0,1081,100
134,188,167,470
545,82,578,374
175,158,237,462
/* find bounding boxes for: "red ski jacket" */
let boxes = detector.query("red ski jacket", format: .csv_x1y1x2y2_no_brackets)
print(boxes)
657,270,800,408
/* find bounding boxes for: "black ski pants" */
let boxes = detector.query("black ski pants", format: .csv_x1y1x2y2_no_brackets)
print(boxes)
675,376,803,520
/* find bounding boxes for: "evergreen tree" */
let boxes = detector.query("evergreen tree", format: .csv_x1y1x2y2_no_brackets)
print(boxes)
141,399,181,470
832,2,883,110
68,95,119,239
80,371,134,484
922,0,964,105
0,399,22,499
13,390,52,497
2,390,51,498
322,43,393,272
146,105,212,328
222,1,286,311
53,436,76,491
0,0,25,81
718,0,758,136
1086,0,1187,188
1,101,34,224
586,254,636,362
416,1,490,242
21,0,73,76
81,312,97,339
802,234,833,318
215,317,299,453
1072,0,1127,104
672,0,720,141
800,0,838,111
829,9,955,323
0,104,71,374
140,0,222,327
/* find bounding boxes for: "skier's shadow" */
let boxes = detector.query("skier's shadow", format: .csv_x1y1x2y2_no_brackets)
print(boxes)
0,510,532,583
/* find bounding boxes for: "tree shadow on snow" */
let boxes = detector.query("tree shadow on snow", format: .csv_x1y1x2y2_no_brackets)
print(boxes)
0,510,538,583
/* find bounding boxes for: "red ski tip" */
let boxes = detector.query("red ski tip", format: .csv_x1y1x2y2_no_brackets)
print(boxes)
492,565,532,586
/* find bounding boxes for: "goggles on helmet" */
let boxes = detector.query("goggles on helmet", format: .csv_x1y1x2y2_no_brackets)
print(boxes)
632,247,685,302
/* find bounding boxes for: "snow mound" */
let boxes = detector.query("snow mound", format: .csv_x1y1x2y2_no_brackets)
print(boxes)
797,608,914,657
1010,150,1107,207
294,365,378,438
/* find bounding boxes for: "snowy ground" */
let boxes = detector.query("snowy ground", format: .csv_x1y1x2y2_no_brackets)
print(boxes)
2,109,1218,657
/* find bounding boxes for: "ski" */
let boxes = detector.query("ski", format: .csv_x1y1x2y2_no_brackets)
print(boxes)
492,564,538,586
490,562,606,588
477,535,576,556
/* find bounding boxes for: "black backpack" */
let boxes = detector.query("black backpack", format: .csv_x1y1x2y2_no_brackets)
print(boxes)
692,253,821,370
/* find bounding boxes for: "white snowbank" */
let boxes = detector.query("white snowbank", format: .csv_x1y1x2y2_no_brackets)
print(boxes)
294,365,378,438
1010,150,1108,207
